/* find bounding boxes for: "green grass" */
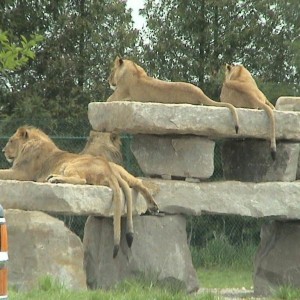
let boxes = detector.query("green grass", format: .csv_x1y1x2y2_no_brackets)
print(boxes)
8,275,222,300
273,286,300,300
198,268,253,289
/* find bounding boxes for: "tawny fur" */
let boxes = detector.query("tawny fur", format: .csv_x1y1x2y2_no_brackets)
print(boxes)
107,57,239,134
220,64,276,160
0,126,158,257
80,130,123,164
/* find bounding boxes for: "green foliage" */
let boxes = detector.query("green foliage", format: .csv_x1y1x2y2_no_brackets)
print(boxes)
0,31,43,72
0,0,138,132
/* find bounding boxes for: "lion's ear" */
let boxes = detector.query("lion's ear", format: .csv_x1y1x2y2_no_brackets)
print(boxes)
110,132,118,142
17,127,29,139
226,64,232,72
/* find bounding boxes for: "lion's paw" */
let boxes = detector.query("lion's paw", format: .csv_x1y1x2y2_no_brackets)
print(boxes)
47,174,65,184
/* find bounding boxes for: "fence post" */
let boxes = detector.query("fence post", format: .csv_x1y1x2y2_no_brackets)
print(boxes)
0,205,8,299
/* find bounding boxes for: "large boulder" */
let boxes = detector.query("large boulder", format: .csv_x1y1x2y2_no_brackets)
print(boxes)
6,209,86,291
221,140,300,182
83,214,199,293
131,135,215,179
254,220,300,296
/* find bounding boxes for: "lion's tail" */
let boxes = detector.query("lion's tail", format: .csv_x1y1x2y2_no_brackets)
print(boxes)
257,102,276,160
113,171,134,248
201,93,239,134
107,176,122,258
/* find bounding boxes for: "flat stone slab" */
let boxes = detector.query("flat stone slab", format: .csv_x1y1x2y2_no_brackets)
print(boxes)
276,96,300,111
1,179,300,219
0,180,148,216
88,101,300,141
148,179,300,218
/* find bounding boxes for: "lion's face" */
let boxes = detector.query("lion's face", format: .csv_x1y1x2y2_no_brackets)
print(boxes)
108,57,124,90
2,130,27,163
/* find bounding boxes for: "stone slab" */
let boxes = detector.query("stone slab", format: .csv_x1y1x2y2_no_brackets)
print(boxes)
0,180,148,216
88,101,300,141
131,135,215,179
83,215,199,293
222,140,300,182
1,179,300,219
276,96,300,111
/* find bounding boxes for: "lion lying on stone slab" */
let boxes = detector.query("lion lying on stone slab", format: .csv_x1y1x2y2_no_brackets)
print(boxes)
0,126,159,258
220,64,276,160
107,56,240,134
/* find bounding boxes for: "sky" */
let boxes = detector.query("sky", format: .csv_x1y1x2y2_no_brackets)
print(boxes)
126,0,146,29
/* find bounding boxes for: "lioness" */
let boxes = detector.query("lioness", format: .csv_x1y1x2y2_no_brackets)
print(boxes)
0,126,158,258
107,56,240,134
220,64,276,159
80,130,123,164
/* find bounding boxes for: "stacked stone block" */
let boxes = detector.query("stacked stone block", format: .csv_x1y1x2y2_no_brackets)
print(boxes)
87,99,300,296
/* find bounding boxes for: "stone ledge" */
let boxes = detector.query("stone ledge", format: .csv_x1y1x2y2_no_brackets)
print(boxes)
0,180,148,216
88,101,300,141
1,179,300,219
149,179,300,218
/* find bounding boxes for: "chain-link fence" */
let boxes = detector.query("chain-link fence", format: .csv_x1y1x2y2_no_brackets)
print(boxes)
0,125,263,268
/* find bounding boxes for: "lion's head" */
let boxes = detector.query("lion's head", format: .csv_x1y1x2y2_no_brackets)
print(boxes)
2,126,55,164
80,130,122,164
108,56,147,90
225,64,255,84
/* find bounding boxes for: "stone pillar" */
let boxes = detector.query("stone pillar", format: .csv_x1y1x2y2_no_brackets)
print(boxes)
254,220,300,296
131,134,215,180
221,140,300,182
276,97,300,179
83,214,199,293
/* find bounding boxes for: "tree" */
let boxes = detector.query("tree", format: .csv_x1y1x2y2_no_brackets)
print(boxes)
0,0,138,135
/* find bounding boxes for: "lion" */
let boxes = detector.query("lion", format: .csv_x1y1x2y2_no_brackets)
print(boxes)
220,64,276,160
80,130,123,164
0,126,159,258
107,56,240,134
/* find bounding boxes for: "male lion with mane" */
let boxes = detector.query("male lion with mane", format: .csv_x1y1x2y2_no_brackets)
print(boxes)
0,126,158,258
107,56,240,134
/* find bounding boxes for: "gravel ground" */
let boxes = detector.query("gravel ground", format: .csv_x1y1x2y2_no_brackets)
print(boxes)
197,288,268,299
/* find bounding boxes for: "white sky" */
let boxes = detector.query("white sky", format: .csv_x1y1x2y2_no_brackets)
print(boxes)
126,0,146,29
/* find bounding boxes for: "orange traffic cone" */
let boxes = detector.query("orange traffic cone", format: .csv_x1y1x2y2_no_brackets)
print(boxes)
0,204,8,299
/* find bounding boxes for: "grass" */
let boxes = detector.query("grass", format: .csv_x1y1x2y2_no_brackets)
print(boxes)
273,286,300,300
8,275,222,300
198,268,252,289
8,240,300,300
